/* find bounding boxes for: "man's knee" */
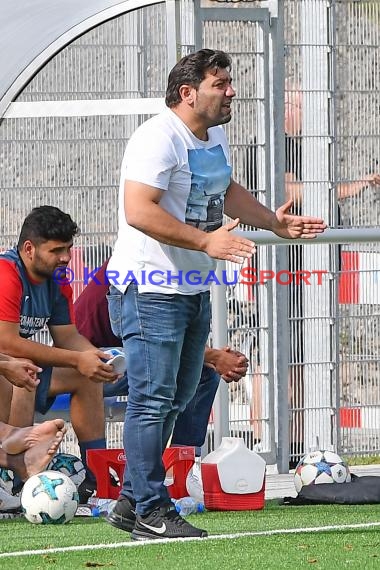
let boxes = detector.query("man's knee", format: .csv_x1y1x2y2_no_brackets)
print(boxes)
49,369,103,398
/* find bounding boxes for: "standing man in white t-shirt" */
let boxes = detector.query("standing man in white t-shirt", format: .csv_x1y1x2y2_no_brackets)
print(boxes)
106,49,326,541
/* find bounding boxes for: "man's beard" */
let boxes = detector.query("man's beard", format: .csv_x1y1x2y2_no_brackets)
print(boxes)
34,263,66,280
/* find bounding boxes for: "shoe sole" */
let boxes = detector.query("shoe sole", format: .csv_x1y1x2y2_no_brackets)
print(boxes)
0,507,21,513
106,511,136,533
131,528,208,541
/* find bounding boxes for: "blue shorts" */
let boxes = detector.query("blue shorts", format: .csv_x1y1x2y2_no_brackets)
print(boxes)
35,359,129,414
35,367,55,414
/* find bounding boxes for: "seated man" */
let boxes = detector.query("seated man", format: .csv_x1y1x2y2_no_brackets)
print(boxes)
0,357,67,511
74,259,248,529
0,206,119,505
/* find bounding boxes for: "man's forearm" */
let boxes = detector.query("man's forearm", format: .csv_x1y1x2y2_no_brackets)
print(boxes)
0,337,81,369
203,346,219,367
125,181,209,252
53,331,95,353
224,179,278,230
133,209,208,251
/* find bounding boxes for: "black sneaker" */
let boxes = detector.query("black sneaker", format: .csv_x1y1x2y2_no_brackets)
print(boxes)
77,477,97,504
106,495,136,532
131,504,208,541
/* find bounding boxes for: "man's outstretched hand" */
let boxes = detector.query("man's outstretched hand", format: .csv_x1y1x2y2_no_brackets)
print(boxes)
272,199,327,239
204,218,256,263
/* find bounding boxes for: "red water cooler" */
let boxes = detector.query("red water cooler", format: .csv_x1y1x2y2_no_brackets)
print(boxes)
201,437,266,511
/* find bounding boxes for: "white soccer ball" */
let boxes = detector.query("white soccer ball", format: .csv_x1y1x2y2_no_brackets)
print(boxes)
21,470,79,524
294,450,351,493
47,453,86,488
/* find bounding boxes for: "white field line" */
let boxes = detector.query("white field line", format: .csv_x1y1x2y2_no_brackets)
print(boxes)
1,521,380,558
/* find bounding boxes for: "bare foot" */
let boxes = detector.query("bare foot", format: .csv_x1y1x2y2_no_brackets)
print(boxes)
9,430,65,481
2,419,66,455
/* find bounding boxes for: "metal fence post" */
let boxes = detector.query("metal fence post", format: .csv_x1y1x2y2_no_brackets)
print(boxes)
211,261,230,449
166,0,181,68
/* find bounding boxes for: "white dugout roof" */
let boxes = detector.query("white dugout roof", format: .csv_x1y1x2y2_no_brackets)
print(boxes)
0,0,154,117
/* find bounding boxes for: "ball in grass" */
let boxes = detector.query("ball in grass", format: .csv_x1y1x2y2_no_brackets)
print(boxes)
21,470,79,524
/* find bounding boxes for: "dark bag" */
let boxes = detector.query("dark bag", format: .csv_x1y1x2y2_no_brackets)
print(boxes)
284,474,380,505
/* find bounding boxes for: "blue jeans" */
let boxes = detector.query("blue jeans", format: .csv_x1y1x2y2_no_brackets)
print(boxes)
103,365,220,457
107,283,210,515
171,366,220,455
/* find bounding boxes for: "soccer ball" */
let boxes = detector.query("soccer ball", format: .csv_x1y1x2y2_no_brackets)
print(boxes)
21,470,79,524
294,450,351,493
47,453,86,488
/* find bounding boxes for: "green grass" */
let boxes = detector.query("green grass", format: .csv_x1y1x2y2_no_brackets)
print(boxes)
345,455,380,466
1,501,380,569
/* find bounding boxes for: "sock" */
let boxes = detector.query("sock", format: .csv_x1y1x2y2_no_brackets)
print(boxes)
79,438,106,482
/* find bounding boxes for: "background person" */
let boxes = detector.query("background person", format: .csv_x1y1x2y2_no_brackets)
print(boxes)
0,206,119,504
284,87,380,205
284,85,380,467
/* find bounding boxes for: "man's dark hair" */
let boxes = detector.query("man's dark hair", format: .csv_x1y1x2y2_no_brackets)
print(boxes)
17,205,80,249
165,49,232,108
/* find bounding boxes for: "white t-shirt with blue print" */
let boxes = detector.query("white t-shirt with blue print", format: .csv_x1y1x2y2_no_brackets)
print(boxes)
108,108,232,294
